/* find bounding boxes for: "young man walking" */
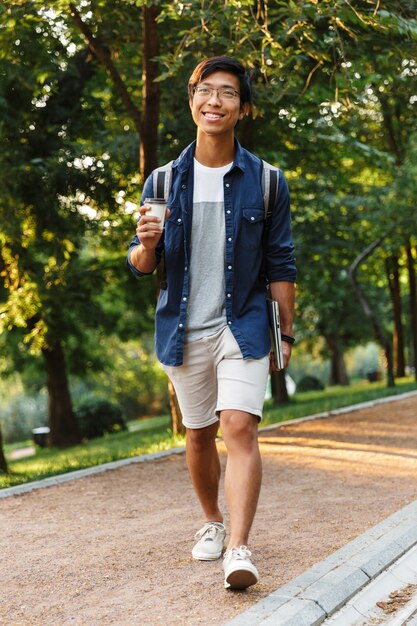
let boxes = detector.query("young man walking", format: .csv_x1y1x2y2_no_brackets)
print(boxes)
127,57,296,590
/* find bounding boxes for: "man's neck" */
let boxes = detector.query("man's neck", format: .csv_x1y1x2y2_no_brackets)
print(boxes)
194,133,235,168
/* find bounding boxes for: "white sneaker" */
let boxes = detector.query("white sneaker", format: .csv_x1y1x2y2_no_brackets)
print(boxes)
192,522,226,561
223,545,259,589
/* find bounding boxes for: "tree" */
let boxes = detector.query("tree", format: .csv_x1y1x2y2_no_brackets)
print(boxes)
406,242,417,380
0,2,140,445
68,2,160,180
0,426,8,474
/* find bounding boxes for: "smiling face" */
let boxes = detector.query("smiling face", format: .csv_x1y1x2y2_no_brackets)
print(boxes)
189,70,249,141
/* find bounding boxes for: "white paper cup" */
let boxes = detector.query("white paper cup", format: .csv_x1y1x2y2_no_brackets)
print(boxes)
144,198,167,228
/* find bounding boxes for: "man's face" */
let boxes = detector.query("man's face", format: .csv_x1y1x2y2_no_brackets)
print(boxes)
189,70,249,138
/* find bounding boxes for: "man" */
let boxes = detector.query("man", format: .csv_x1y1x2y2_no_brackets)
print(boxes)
127,57,296,590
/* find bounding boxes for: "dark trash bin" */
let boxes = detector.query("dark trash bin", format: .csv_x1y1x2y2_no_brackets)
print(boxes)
32,427,50,448
367,371,382,382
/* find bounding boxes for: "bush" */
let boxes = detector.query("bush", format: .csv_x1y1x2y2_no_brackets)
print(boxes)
0,380,48,443
297,375,325,392
75,398,127,440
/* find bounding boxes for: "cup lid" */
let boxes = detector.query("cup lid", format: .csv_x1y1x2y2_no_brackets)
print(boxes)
144,198,166,204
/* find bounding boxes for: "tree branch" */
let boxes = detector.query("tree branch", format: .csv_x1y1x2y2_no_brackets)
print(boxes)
347,236,395,386
69,3,143,137
348,236,384,278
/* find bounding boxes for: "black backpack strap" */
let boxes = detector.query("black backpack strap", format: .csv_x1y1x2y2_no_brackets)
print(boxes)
261,160,280,284
152,161,173,290
153,161,173,200
154,170,166,198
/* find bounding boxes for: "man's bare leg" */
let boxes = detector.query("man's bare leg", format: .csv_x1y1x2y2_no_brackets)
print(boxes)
219,410,262,549
186,421,223,522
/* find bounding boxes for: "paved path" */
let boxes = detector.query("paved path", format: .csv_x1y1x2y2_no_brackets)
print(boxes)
1,393,417,625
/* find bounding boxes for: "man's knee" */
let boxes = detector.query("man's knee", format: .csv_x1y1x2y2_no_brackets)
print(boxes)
186,421,219,451
220,410,258,444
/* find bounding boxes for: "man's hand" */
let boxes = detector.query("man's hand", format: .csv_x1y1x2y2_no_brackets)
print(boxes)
269,342,292,373
136,204,166,251
130,204,170,273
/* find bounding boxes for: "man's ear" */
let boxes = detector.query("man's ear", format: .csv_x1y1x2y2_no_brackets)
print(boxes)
239,102,251,120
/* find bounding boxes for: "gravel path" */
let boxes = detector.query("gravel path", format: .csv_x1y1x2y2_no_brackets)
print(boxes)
1,395,417,626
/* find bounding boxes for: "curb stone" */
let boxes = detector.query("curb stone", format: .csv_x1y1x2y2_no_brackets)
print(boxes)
259,388,417,432
1,389,416,501
226,500,417,625
0,447,185,499
323,543,417,625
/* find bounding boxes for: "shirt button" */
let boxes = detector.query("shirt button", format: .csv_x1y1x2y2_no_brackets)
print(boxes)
227,293,231,298
250,216,255,221
183,297,187,301
228,237,232,242
228,321,232,325
181,184,186,189
225,183,230,188
179,323,183,328
177,218,182,223
228,265,232,270
184,266,188,271
226,210,231,214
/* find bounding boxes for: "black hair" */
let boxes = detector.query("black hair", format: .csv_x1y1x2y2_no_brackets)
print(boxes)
188,56,253,108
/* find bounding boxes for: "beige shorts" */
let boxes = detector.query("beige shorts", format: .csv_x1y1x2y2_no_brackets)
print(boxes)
162,326,269,429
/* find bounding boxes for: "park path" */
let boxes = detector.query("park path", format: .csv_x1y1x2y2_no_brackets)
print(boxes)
1,395,417,626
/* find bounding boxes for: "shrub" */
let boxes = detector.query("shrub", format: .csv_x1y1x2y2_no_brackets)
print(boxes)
297,375,325,392
0,383,48,443
75,398,127,440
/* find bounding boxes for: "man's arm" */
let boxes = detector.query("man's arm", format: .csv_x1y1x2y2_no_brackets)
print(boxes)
129,238,158,274
266,170,297,369
128,204,165,275
269,281,295,369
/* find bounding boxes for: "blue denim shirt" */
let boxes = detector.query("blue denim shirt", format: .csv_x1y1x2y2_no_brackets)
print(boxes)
127,140,296,366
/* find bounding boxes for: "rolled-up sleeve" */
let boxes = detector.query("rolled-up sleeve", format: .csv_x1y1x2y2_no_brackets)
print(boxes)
126,174,164,278
266,170,297,283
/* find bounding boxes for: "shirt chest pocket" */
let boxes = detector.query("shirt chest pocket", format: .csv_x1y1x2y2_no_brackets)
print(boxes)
239,207,264,250
164,206,184,254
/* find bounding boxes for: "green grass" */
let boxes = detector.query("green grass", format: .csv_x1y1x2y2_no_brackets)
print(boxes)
263,376,417,425
1,377,416,490
1,415,181,490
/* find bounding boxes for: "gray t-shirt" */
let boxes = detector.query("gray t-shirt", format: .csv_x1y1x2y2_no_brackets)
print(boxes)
185,159,232,342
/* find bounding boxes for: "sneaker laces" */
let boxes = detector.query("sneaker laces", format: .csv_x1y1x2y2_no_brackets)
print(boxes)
194,522,224,542
225,545,252,560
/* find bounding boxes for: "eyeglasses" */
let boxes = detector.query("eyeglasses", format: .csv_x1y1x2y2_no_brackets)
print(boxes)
194,86,240,101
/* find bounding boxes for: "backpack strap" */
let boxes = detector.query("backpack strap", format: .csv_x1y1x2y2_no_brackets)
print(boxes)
261,160,280,284
262,160,279,220
152,161,173,290
152,161,174,200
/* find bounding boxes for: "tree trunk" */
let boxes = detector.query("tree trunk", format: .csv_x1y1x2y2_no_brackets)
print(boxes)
69,4,143,138
168,379,186,435
140,5,160,180
0,426,8,474
385,255,405,377
270,370,289,404
72,3,182,428
325,335,349,386
141,6,184,433
70,3,161,182
348,238,395,387
406,241,417,381
41,341,82,448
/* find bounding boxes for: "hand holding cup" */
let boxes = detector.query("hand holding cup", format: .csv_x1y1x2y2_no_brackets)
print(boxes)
136,198,168,250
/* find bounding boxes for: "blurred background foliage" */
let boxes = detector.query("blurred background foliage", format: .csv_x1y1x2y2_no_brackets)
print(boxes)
0,0,416,450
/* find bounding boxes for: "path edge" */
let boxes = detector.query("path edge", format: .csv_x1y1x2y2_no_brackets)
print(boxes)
226,499,417,626
1,389,416,500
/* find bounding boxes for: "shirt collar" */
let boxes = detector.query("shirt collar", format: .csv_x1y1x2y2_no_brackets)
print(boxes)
173,139,246,174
